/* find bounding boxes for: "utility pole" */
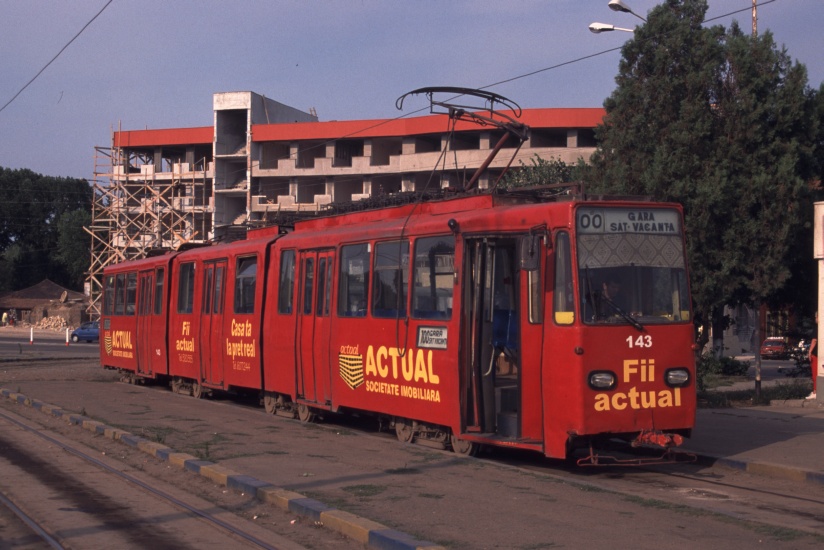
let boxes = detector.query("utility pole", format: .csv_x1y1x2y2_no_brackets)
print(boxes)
752,0,761,402
752,0,757,37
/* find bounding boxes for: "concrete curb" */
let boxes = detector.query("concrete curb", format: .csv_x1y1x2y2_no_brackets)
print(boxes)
769,398,824,409
689,451,824,487
0,387,445,550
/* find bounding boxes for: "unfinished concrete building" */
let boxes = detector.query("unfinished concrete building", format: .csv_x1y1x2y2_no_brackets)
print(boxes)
89,90,603,315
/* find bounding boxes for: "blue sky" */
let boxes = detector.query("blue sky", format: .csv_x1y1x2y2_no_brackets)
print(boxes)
0,0,821,181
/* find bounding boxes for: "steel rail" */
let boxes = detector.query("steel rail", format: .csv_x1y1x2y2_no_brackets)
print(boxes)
0,410,281,550
0,490,66,550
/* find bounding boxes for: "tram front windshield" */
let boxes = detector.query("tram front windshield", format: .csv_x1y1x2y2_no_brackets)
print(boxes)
576,206,689,325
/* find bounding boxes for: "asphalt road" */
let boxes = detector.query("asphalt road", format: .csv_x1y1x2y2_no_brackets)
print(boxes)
738,357,811,385
0,327,99,361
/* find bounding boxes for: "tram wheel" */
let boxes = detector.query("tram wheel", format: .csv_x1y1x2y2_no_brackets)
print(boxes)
192,381,203,399
297,403,316,423
450,433,479,456
395,418,414,443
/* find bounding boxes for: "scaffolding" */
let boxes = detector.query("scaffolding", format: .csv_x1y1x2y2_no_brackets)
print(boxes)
86,138,212,317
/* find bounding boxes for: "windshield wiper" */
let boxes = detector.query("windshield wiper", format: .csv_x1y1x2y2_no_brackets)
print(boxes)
600,294,645,332
584,266,599,321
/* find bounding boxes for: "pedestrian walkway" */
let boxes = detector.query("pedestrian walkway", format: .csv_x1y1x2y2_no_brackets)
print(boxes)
682,401,824,485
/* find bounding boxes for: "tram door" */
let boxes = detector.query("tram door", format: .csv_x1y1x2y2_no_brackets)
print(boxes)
462,238,521,437
136,270,154,376
297,250,334,405
199,260,226,387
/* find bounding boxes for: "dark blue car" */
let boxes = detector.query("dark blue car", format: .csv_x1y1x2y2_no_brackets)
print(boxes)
71,321,99,343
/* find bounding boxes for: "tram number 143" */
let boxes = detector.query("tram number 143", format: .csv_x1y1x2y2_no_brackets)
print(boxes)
627,335,652,348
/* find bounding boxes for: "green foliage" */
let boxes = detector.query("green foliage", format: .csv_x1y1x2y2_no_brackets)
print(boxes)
55,209,92,288
503,155,581,189
698,379,811,407
586,0,821,349
695,353,749,390
0,166,92,291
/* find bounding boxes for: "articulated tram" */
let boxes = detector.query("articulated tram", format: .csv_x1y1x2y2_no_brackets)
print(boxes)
100,191,695,462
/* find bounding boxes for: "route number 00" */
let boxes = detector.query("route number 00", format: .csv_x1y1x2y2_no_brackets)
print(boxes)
578,213,603,230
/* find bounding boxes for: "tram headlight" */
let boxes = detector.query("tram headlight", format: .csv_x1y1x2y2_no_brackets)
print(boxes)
665,368,690,388
588,371,616,391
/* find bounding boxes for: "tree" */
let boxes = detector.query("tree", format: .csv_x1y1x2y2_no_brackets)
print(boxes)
585,0,820,353
0,167,92,291
55,208,93,289
503,155,582,189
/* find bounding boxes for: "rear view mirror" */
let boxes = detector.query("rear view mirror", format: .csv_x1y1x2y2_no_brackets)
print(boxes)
519,235,542,272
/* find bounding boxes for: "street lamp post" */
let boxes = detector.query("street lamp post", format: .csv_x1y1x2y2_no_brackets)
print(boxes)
608,0,647,22
590,1,645,35
588,22,634,34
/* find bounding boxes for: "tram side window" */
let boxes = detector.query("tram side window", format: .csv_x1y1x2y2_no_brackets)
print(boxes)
177,263,195,314
553,232,575,325
316,258,333,317
213,265,224,314
114,274,126,315
412,235,455,320
103,275,115,316
528,269,543,324
278,250,296,314
202,267,213,314
303,257,315,315
154,268,164,315
372,241,409,318
338,243,370,317
235,257,257,314
139,276,152,315
324,258,332,316
125,273,137,315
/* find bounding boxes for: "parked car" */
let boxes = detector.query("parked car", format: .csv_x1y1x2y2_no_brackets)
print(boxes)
760,336,789,359
71,321,99,343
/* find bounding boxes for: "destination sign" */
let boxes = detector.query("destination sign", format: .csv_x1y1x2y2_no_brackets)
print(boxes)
576,207,681,235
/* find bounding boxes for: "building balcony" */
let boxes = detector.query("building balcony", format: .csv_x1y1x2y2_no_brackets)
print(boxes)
251,146,593,179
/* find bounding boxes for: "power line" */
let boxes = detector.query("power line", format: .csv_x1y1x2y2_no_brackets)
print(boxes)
267,0,783,164
0,0,114,116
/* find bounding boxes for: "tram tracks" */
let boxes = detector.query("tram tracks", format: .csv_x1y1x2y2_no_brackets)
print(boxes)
494,450,824,538
0,488,63,549
210,390,824,539
138,381,824,539
638,467,824,529
0,408,314,550
3,370,821,548
262,398,824,538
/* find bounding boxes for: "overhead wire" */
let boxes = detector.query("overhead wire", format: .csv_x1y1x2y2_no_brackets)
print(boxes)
0,0,115,116
0,1,782,209
265,0,781,178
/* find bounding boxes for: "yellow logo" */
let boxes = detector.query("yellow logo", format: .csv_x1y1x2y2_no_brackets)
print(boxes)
339,353,364,389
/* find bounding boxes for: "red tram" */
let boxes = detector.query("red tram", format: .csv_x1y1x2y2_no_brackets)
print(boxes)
100,193,695,462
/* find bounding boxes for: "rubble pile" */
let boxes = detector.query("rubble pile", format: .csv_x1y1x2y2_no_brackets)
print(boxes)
33,316,71,331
